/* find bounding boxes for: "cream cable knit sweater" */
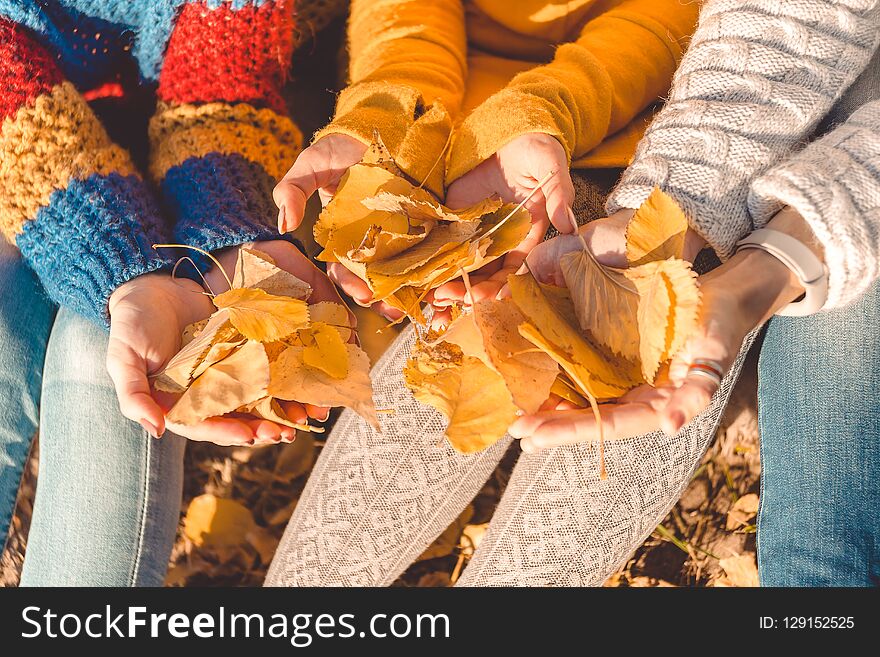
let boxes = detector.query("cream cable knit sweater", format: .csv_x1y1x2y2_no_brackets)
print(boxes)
607,0,880,309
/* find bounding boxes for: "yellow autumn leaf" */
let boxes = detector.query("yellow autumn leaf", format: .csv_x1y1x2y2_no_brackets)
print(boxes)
472,298,558,415
404,340,518,453
269,344,378,430
361,192,503,224
232,248,312,299
308,301,353,342
626,187,689,267
508,272,641,400
300,321,350,379
167,340,270,425
154,310,241,393
347,224,432,263
550,375,589,408
212,287,309,342
314,164,426,260
183,494,256,549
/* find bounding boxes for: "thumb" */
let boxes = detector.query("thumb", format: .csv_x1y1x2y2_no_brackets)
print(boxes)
106,339,166,438
273,151,324,234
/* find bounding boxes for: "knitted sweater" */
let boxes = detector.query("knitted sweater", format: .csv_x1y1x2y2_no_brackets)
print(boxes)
318,0,698,195
606,0,880,310
0,0,305,325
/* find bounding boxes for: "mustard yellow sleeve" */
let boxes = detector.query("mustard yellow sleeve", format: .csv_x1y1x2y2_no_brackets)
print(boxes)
447,0,699,183
316,0,467,194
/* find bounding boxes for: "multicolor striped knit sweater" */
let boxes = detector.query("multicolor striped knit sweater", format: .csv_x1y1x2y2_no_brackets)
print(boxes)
0,0,308,325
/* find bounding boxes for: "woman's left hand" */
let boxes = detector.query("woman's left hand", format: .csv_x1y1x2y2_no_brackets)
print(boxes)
510,245,806,452
430,133,574,326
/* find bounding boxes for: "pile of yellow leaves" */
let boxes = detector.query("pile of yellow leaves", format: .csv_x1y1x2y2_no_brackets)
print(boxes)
313,135,533,323
405,189,701,454
155,248,378,432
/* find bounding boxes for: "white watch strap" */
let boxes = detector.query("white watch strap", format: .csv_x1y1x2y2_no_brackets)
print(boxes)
735,228,828,316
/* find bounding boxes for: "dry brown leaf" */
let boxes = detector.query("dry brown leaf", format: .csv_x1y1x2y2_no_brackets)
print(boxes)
270,344,378,429
404,340,518,453
626,187,688,267
232,248,312,299
418,505,474,562
726,493,760,531
716,553,760,587
213,287,309,342
167,340,270,426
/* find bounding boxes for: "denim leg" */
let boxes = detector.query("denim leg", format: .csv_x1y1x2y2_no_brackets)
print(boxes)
0,242,55,548
20,308,185,586
757,280,880,586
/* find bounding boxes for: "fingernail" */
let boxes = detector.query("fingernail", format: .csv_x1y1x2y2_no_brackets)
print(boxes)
140,419,161,439
277,205,287,233
520,439,535,454
318,410,331,422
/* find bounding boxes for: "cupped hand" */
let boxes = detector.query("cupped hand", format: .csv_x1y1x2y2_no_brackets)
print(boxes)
205,239,357,428
509,247,804,452
431,133,574,326
107,272,286,446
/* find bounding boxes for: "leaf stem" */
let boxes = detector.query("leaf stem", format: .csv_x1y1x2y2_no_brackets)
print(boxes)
154,243,233,291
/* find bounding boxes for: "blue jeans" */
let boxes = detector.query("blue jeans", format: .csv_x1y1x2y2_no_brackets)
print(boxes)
758,279,880,586
0,243,185,585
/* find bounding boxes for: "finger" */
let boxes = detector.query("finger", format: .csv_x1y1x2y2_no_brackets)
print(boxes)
660,376,719,436
430,307,452,330
328,263,373,306
106,340,165,437
469,280,505,304
166,416,256,446
279,401,309,424
541,168,576,234
433,280,468,305
273,152,325,233
245,418,283,442
305,404,331,422
374,301,405,321
511,402,661,451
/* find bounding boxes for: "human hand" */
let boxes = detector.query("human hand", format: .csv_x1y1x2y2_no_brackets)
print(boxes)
430,133,574,326
271,133,402,320
509,246,804,451
107,272,291,446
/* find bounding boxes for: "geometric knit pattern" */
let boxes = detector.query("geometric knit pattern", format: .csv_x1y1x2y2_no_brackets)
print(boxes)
606,0,880,260
265,323,759,587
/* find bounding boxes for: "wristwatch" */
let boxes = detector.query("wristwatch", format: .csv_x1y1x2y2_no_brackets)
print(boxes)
735,228,829,316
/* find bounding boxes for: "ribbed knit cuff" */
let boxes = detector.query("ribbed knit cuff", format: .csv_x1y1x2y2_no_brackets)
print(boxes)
163,152,287,275
16,172,174,327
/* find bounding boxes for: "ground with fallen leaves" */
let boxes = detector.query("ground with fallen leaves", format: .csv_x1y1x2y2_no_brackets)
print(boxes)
0,20,761,588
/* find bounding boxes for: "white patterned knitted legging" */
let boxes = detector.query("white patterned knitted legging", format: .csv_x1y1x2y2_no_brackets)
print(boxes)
265,171,753,587
265,323,755,588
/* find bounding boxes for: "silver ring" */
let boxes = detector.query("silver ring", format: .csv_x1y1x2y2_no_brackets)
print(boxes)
686,358,725,388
